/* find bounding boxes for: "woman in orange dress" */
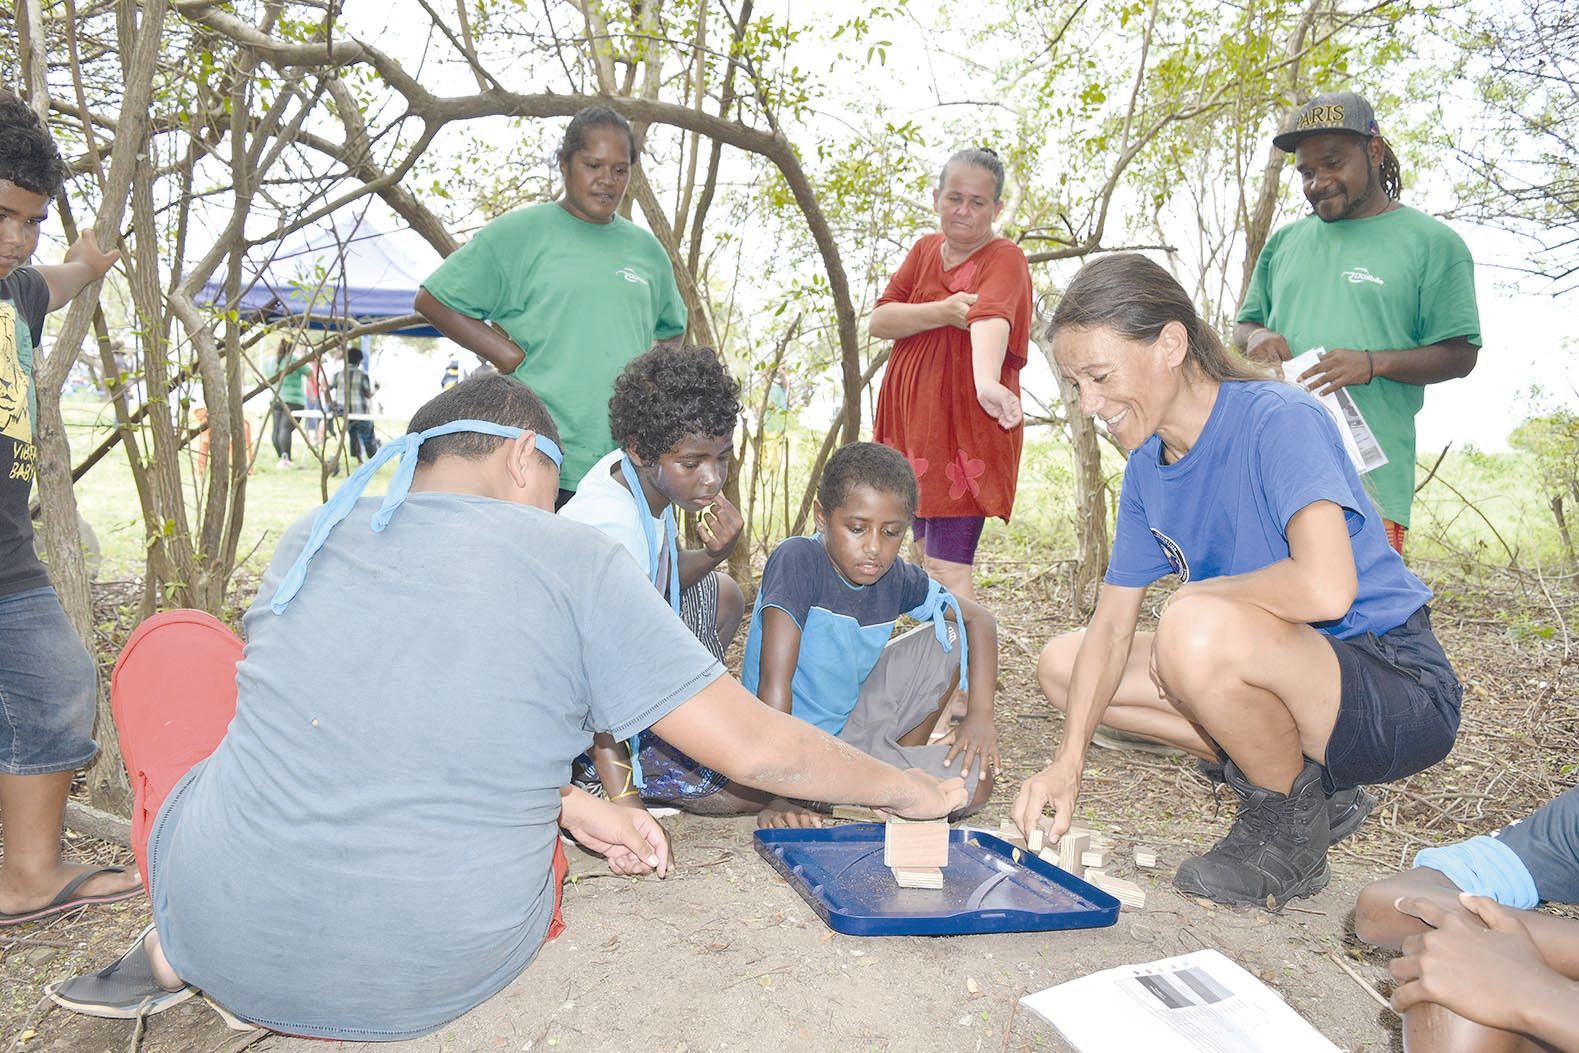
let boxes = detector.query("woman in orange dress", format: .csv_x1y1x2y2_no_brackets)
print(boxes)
871,148,1033,600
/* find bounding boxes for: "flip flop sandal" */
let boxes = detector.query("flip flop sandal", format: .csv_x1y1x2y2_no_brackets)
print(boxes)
47,924,195,1019
0,866,143,927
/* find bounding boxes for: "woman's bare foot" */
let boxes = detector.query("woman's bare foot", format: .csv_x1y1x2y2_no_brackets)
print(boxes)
144,928,185,991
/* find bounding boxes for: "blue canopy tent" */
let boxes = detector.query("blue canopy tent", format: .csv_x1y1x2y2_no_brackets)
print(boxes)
196,217,444,337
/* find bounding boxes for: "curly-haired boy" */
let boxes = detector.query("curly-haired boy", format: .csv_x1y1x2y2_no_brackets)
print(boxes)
560,344,747,818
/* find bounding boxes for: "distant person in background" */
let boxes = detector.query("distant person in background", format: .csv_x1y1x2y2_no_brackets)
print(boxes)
415,105,687,507
1236,91,1481,556
0,89,143,925
265,338,309,469
331,348,378,466
302,358,325,448
440,357,461,391
869,147,1033,602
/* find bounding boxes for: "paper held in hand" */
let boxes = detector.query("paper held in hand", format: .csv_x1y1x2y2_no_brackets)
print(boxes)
1283,348,1388,475
1019,948,1340,1053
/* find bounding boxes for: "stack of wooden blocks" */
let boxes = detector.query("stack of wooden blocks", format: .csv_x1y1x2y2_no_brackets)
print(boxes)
884,817,949,889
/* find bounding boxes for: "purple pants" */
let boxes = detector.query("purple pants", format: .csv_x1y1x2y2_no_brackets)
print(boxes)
913,515,985,564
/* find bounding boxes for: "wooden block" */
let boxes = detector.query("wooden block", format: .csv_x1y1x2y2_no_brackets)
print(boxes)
1027,827,1045,853
1037,847,1058,865
1133,846,1158,869
1084,866,1106,884
1057,831,1091,877
830,805,884,822
884,817,949,868
996,821,1027,848
891,866,944,890
1088,872,1146,909
1080,848,1107,869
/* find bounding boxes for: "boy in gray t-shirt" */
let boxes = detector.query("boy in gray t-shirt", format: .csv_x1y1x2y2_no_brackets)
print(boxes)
50,375,964,1040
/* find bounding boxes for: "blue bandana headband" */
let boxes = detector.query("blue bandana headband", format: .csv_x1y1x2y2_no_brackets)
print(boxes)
270,419,562,613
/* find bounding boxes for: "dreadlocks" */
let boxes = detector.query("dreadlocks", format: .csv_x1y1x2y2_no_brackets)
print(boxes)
1376,136,1402,200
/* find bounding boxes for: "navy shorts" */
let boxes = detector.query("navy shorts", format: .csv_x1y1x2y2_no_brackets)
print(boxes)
0,585,99,774
1323,605,1461,791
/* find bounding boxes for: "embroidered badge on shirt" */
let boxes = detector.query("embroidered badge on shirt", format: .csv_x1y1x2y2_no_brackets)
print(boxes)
1150,527,1191,582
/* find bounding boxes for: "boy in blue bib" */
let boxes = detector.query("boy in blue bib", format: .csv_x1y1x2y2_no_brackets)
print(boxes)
733,442,1000,826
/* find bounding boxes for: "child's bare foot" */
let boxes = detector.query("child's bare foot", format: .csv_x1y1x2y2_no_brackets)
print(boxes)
756,798,823,829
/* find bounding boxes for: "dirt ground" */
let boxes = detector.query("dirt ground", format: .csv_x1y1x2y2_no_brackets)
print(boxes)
2,555,1574,1052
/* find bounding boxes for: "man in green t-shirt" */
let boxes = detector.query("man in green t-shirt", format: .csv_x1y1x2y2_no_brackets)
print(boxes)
415,106,686,502
1236,91,1482,553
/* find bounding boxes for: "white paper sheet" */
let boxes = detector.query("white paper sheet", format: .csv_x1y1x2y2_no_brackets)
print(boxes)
1019,948,1341,1053
1282,348,1388,475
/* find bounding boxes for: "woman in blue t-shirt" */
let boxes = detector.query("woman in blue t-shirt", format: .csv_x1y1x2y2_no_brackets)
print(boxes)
1011,253,1461,909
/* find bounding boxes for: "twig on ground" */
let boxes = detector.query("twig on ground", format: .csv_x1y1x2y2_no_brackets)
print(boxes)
9,993,54,1051
125,998,154,1053
723,964,790,990
1534,562,1574,660
0,937,76,949
1326,951,1395,1016
208,1029,269,1053
1001,994,1023,1052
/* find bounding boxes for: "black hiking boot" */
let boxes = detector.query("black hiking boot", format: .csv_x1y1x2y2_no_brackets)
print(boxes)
1198,759,1375,846
1173,759,1331,909
1326,785,1377,844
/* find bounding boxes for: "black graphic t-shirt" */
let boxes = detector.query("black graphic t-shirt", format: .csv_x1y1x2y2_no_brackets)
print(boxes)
1,267,53,598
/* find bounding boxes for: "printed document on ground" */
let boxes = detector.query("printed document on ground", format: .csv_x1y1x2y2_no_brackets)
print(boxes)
1019,948,1340,1053
1282,349,1387,475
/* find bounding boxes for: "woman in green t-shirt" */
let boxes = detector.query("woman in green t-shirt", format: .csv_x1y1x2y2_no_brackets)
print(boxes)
414,106,687,503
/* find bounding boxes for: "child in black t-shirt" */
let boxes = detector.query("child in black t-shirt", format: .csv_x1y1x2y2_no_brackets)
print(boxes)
0,90,140,926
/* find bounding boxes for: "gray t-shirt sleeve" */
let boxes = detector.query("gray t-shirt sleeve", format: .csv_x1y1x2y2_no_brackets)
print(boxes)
577,549,725,742
1495,785,1579,904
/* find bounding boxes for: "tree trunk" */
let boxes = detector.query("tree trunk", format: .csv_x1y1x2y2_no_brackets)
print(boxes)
1237,0,1323,306
1033,332,1108,615
1551,493,1576,569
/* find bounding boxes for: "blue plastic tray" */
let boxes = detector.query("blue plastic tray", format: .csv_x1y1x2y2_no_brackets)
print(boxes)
753,823,1120,936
